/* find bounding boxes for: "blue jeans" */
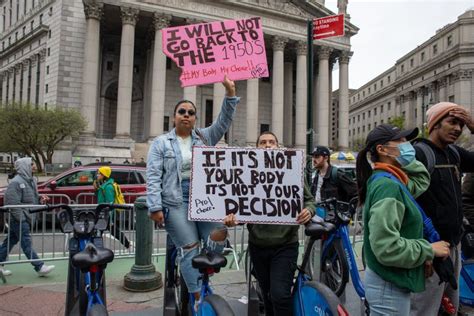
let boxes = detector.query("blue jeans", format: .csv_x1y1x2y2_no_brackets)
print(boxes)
365,268,410,316
0,218,43,271
164,180,226,293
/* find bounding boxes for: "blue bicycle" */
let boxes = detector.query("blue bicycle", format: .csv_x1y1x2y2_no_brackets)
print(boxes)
163,234,234,316
314,197,369,314
30,203,133,316
293,217,350,315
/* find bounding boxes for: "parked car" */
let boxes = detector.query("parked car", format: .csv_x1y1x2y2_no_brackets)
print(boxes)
0,163,147,206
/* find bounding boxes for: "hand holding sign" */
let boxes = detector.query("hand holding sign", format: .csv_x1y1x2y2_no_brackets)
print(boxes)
162,17,269,87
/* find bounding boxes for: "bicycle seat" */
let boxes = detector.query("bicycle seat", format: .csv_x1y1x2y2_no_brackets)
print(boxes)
305,221,336,238
72,243,114,270
192,249,227,271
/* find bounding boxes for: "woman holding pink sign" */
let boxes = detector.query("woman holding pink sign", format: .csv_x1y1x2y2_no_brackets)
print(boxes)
147,76,238,303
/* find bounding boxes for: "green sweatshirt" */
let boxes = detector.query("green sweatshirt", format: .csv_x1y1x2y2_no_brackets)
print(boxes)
247,184,315,247
96,178,115,204
363,160,434,293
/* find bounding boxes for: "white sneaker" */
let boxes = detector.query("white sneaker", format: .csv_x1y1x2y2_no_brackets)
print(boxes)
0,268,12,276
37,265,55,276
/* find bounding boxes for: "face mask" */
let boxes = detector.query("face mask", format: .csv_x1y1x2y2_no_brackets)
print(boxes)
395,142,416,166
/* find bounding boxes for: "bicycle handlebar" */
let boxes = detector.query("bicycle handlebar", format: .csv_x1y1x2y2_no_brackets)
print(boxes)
317,197,358,224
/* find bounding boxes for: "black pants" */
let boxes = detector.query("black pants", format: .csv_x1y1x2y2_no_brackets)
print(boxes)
249,242,298,316
109,216,130,249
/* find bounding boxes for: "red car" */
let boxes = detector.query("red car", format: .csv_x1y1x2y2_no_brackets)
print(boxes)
0,164,147,206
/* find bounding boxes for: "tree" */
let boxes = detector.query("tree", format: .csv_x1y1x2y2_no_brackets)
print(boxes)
351,138,365,152
388,116,405,129
0,104,87,172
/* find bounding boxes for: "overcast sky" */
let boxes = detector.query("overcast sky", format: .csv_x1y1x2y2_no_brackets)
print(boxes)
325,0,474,90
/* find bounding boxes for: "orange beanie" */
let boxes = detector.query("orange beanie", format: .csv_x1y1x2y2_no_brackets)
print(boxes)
426,102,461,134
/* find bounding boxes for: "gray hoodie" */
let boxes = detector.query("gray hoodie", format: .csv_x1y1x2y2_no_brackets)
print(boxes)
4,157,39,223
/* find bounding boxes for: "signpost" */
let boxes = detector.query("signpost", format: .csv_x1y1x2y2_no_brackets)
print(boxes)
306,14,345,166
313,14,345,40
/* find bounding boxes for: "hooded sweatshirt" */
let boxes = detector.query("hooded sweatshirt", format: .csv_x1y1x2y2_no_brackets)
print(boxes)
4,157,39,223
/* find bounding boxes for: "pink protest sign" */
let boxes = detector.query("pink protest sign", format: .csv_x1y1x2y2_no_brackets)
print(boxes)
162,17,269,87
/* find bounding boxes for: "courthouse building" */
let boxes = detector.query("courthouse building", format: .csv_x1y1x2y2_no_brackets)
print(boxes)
348,10,474,149
0,0,358,164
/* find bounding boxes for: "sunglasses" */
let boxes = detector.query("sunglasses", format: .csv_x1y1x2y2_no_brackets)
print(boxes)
177,108,196,116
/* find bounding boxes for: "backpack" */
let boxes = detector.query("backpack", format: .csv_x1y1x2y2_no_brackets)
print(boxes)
414,142,461,178
112,182,126,211
328,166,339,186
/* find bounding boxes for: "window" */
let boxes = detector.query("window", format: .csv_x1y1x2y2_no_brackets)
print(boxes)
136,171,147,184
447,35,452,47
15,31,17,41
32,0,35,8
352,117,355,124
368,87,371,93
16,0,19,21
368,110,371,118
374,83,377,91
48,30,51,38
410,58,414,67
39,13,43,24
106,61,113,71
363,126,365,132
163,116,169,132
362,113,365,120
388,75,391,83
374,121,377,127
388,102,391,111
47,47,50,56
357,115,360,122
260,124,269,133
421,51,425,62
8,36,10,45
381,119,384,124
24,0,27,14
381,105,384,113
449,95,454,102
433,44,438,55
57,171,97,187
363,91,365,97
45,84,48,93
22,25,25,36
3,7,6,30
374,108,377,115
357,127,360,134
46,65,49,74
133,65,139,73
111,171,132,185
415,108,418,119
9,0,12,27
30,20,33,31
401,64,405,73
380,79,383,88
1,42,4,50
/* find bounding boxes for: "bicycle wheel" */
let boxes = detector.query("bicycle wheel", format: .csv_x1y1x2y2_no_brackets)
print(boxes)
200,294,234,315
320,239,349,297
298,281,344,315
88,303,108,316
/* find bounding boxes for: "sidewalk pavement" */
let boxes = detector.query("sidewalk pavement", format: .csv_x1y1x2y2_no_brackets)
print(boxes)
0,257,248,316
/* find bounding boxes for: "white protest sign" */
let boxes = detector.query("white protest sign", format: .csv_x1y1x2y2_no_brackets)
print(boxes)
189,146,305,225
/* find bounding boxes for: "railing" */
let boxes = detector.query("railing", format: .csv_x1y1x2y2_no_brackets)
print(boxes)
0,192,250,270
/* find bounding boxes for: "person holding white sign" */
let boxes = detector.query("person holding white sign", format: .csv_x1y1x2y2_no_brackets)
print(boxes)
224,131,315,316
146,76,239,302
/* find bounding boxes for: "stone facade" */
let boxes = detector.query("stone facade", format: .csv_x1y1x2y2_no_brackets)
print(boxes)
0,0,359,163
348,10,474,149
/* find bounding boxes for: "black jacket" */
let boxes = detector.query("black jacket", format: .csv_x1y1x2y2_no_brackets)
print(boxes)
462,173,474,230
310,165,357,203
415,138,474,245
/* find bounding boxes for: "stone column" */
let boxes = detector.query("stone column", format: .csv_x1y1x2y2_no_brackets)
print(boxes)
246,79,259,146
405,91,415,129
312,65,319,146
338,51,351,150
116,6,139,139
1,72,7,104
183,86,197,105
80,1,103,136
317,46,332,146
438,77,448,102
213,82,225,121
271,36,287,142
416,88,424,128
14,64,22,104
22,59,29,104
149,14,169,140
8,68,14,104
295,41,307,150
38,49,46,106
454,70,473,110
30,56,38,105
283,61,293,147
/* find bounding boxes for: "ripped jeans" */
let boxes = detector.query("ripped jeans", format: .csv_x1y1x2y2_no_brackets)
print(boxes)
164,179,227,293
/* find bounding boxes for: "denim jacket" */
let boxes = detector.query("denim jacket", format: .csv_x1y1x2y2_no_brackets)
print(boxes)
146,96,240,213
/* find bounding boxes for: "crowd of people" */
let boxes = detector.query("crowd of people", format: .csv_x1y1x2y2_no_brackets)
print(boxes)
1,74,474,316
